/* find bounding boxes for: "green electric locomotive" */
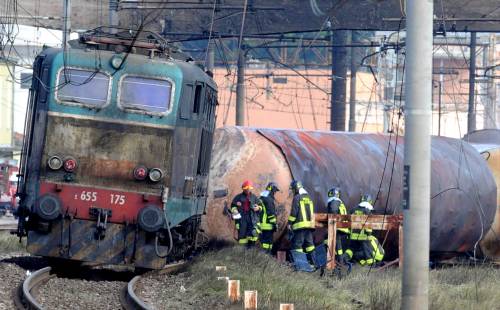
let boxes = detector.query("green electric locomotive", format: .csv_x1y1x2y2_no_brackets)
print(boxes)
16,31,217,269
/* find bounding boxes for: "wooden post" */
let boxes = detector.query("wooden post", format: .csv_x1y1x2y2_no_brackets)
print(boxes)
280,304,294,310
216,265,227,272
276,251,286,263
227,280,240,302
326,214,337,270
398,223,403,269
244,290,258,309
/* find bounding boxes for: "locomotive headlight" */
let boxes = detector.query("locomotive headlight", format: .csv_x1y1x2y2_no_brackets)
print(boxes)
148,168,163,182
47,156,63,170
63,157,78,172
133,166,148,180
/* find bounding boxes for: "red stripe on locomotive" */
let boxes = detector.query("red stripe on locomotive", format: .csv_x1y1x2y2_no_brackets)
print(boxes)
39,181,162,223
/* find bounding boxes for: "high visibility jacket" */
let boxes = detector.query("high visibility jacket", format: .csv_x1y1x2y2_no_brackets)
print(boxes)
288,188,315,230
258,191,277,231
350,205,372,240
327,197,349,234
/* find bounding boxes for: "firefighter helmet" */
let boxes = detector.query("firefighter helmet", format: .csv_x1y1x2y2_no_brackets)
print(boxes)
241,180,254,190
266,182,280,193
327,187,341,198
289,180,303,192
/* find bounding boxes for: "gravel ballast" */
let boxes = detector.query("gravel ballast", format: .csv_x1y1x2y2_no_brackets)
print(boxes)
37,277,125,310
0,254,48,310
136,271,227,310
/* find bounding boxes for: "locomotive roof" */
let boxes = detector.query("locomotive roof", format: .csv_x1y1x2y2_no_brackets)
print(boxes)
39,47,217,90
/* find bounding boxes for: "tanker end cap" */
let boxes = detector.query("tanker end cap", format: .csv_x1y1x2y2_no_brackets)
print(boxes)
137,205,165,232
36,194,62,221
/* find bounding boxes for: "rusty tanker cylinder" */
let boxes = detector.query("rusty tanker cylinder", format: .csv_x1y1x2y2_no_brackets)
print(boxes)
204,127,497,258
464,129,500,259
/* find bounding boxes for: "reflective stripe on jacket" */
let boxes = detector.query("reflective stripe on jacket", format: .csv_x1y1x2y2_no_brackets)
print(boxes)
288,189,315,230
259,192,277,230
327,197,349,234
350,206,372,240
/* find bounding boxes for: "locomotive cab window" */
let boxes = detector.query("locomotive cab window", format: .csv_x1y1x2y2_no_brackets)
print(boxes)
56,68,110,107
119,76,173,115
193,84,203,114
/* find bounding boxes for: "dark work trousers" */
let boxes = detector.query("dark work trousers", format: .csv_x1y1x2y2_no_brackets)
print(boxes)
350,240,372,261
291,229,315,253
336,232,350,255
237,212,257,244
260,230,274,251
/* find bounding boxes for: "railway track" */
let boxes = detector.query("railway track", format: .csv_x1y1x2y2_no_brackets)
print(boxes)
15,267,54,310
16,261,186,310
122,261,186,310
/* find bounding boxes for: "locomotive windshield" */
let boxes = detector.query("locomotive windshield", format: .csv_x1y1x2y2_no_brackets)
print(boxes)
119,76,172,114
56,68,110,107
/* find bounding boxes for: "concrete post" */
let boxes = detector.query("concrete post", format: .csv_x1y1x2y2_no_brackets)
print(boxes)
236,47,246,126
484,34,497,128
62,0,71,47
109,0,119,34
468,32,477,133
349,31,357,132
330,30,348,131
402,0,433,309
207,41,215,73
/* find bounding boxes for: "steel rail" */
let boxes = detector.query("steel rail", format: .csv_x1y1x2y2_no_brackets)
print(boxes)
121,261,186,310
15,267,53,310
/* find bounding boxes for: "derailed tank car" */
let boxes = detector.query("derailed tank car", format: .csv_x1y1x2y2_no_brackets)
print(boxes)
16,34,217,269
204,127,497,259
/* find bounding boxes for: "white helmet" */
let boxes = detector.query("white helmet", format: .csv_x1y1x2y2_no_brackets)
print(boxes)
358,201,374,211
232,212,242,220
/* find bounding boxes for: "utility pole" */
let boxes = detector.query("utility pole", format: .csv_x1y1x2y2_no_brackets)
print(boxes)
402,0,433,309
62,0,71,47
109,0,119,34
484,34,497,128
467,32,477,133
437,81,442,136
330,30,348,131
206,41,215,73
236,46,246,126
349,31,357,132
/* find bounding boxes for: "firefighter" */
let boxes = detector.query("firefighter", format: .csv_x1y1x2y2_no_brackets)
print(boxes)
357,235,385,266
258,182,279,252
288,181,315,255
347,194,378,265
230,180,262,246
325,187,350,264
350,194,374,241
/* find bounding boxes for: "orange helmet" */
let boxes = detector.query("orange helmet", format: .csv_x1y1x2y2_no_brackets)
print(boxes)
241,180,254,190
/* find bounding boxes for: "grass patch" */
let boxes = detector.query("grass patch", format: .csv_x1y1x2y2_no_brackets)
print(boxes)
0,231,26,254
185,246,500,310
